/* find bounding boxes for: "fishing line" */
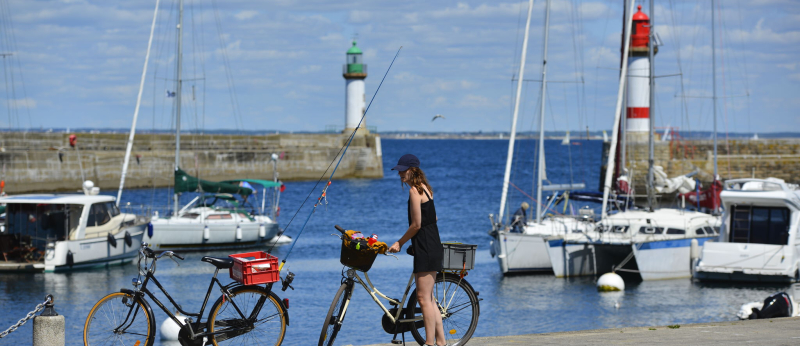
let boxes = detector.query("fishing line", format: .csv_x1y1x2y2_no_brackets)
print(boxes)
272,47,403,270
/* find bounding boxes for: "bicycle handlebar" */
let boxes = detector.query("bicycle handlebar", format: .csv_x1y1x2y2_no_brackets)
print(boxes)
334,225,346,234
139,242,184,260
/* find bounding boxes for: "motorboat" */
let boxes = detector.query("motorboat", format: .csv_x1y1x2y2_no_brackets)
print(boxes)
694,178,799,283
0,182,147,272
146,175,284,251
564,209,719,280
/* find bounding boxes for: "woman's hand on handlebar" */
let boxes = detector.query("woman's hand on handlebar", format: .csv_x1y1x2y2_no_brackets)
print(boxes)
388,241,401,253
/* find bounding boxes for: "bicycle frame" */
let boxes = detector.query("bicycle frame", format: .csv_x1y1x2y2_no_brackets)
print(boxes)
116,253,270,341
346,269,463,326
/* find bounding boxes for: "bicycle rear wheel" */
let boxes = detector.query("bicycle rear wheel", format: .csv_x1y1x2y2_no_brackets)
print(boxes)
407,274,479,346
83,291,155,346
319,282,353,346
207,285,287,346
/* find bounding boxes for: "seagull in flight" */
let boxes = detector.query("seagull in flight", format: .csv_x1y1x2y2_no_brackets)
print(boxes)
431,114,446,122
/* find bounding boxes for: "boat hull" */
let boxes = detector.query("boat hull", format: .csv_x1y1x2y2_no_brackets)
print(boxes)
494,231,552,274
695,242,800,283
145,220,280,251
547,238,596,278
633,237,715,280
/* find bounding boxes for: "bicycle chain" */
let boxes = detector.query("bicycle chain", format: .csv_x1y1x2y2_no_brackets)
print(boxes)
0,296,52,338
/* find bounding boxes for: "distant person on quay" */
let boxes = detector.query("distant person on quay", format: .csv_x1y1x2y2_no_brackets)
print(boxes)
387,154,446,346
510,202,529,233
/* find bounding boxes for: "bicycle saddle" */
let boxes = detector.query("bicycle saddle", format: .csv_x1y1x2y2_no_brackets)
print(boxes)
201,256,234,269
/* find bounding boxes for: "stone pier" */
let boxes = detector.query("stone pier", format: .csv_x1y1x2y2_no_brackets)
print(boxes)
0,132,383,194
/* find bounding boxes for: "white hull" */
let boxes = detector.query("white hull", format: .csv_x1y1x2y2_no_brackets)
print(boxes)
547,237,596,278
494,231,552,274
146,217,280,251
634,237,715,280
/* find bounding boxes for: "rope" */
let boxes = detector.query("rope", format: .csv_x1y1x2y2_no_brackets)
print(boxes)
0,295,52,338
274,47,403,270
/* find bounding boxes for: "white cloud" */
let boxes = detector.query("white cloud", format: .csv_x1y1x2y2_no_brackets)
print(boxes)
234,11,259,20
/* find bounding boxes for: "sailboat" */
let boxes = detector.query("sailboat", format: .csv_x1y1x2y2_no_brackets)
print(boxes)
489,0,593,275
558,1,719,281
143,0,283,251
561,132,570,145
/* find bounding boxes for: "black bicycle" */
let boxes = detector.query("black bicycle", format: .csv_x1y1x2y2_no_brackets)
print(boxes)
83,243,294,346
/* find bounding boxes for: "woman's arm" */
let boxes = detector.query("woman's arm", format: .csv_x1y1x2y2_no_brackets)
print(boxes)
388,188,422,253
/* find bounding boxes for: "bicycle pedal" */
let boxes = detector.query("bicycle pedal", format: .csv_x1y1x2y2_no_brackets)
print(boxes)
391,340,403,344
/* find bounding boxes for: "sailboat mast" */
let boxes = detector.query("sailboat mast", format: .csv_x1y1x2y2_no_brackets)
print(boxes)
601,0,637,219
536,0,552,224
711,0,718,178
498,0,534,223
173,0,184,215
117,0,161,206
646,0,655,211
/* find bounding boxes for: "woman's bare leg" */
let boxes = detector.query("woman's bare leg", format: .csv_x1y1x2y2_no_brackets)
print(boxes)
416,272,446,345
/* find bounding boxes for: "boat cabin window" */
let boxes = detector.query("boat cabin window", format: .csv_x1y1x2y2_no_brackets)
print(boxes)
207,214,232,220
181,213,200,219
730,205,790,245
703,226,717,235
612,226,628,233
3,204,84,248
666,228,685,235
639,226,664,234
87,203,112,227
694,228,706,235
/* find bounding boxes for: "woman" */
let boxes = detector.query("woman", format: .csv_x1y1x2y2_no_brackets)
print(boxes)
387,154,446,346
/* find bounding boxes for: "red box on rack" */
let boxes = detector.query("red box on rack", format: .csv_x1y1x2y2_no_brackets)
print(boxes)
229,251,280,285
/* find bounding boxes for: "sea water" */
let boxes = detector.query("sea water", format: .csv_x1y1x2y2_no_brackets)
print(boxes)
0,139,788,345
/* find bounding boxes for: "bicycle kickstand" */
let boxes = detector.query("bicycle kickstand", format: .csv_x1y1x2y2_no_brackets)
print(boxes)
391,325,406,345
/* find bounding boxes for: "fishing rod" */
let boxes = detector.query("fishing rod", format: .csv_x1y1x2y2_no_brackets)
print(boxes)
275,46,403,272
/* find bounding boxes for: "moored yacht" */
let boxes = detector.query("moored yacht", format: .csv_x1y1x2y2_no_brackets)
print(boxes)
0,182,147,272
564,209,719,280
694,178,799,283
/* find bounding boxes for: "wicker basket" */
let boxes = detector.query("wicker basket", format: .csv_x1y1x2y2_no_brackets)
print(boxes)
340,239,378,272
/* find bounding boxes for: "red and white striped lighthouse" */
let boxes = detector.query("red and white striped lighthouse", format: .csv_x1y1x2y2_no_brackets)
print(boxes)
625,5,655,141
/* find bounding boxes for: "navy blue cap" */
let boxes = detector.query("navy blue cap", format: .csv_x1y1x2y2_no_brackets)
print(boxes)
391,154,420,171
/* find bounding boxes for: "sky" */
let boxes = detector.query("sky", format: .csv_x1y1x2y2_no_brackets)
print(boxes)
0,0,797,134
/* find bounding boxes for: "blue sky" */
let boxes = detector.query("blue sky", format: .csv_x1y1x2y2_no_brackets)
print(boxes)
0,0,797,134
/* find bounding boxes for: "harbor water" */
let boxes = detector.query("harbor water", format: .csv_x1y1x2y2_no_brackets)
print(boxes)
0,139,790,345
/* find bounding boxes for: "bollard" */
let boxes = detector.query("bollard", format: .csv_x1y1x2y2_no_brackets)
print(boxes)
33,295,64,346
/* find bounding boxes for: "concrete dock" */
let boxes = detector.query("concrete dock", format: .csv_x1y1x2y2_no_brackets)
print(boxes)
360,317,800,345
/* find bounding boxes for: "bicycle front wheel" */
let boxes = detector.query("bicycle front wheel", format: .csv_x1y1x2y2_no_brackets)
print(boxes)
207,285,287,346
83,291,155,346
407,274,479,346
318,282,352,346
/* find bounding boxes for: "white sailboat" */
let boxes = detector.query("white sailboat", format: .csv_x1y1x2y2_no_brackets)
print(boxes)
489,0,592,275
143,0,283,251
561,132,570,145
555,0,720,281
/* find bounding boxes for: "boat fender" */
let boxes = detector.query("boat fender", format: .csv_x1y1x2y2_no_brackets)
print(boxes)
107,233,117,248
489,240,495,258
235,225,242,240
124,231,132,247
259,224,266,238
597,272,625,292
147,222,154,238
160,313,189,340
66,250,74,267
203,225,210,240
690,238,700,260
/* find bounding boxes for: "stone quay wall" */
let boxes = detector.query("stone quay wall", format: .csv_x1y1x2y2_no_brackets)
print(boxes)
0,132,383,194
602,138,800,196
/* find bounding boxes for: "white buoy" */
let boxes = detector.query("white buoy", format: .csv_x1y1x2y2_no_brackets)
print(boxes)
235,225,242,240
203,225,210,240
597,272,625,292
258,224,266,238
160,313,188,340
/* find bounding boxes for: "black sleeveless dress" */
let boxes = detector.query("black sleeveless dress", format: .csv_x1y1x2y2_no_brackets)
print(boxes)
408,189,443,273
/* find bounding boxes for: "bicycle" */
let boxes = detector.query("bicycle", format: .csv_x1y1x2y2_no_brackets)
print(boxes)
83,242,295,346
319,225,480,346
